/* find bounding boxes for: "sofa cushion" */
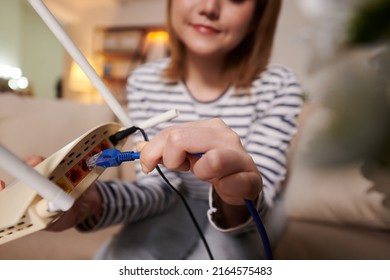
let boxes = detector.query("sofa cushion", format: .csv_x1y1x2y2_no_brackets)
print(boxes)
274,220,390,259
0,94,118,184
284,104,390,230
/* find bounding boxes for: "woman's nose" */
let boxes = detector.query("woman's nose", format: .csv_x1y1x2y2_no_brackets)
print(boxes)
198,0,221,20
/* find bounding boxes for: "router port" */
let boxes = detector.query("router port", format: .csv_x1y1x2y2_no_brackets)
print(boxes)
100,140,110,150
67,169,82,184
65,138,113,187
80,159,89,172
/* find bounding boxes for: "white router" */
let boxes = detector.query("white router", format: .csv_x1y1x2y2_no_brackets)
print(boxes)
0,122,123,245
0,0,177,245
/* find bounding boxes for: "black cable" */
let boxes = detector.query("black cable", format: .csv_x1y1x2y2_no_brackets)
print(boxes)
109,125,273,260
109,126,138,146
135,127,215,260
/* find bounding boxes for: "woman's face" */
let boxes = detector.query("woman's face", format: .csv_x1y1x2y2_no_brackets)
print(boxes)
170,0,256,58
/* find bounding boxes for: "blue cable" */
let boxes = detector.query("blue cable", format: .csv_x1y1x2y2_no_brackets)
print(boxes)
88,147,214,260
87,148,140,169
244,198,273,260
89,147,273,260
192,152,273,259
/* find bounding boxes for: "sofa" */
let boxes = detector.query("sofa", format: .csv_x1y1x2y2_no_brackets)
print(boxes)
0,93,389,259
274,102,390,259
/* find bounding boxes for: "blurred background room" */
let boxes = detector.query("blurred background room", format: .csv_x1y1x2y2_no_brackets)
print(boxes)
0,0,389,259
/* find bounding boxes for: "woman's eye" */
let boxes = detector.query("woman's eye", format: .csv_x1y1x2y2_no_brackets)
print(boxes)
230,0,247,4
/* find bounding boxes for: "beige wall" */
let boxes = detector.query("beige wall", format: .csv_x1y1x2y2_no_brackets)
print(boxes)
2,0,314,100
0,0,23,67
0,0,63,98
21,2,64,99
273,0,311,90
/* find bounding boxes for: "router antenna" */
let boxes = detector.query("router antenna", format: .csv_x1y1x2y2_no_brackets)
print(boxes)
0,144,74,211
27,0,132,127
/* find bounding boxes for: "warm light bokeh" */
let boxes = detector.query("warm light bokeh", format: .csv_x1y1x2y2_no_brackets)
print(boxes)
69,60,104,104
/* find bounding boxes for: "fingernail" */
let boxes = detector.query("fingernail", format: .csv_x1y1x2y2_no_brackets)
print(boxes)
136,141,147,152
141,163,149,175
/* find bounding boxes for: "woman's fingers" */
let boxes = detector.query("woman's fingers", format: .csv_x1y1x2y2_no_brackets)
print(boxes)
139,122,240,173
191,148,255,181
213,171,262,205
0,156,45,191
136,118,262,206
24,155,45,167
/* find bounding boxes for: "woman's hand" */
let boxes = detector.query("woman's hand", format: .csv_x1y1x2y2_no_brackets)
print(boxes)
46,183,103,232
24,155,45,167
0,155,45,191
138,118,262,206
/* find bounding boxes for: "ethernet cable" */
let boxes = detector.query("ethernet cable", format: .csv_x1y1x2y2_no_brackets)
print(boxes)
87,146,273,260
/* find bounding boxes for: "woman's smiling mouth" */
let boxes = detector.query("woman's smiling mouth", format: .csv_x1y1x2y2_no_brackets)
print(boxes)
192,23,222,35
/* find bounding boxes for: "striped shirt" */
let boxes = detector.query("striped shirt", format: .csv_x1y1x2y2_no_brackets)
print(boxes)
83,58,303,233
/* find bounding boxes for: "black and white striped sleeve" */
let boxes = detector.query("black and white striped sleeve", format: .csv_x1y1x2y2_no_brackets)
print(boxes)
208,66,303,233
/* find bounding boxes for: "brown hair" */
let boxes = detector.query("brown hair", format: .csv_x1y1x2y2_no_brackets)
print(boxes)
164,0,282,88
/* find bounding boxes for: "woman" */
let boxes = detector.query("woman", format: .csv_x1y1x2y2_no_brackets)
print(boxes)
46,0,303,259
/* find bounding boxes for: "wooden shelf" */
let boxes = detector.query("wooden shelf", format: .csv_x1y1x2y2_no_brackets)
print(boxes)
93,25,168,105
103,76,128,83
97,50,143,60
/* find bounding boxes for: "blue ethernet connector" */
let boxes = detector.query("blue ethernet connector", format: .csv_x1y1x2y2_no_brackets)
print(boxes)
87,148,140,169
